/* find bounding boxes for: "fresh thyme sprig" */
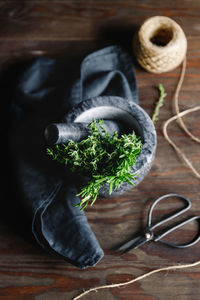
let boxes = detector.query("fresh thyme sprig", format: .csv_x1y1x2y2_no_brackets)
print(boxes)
152,83,167,124
47,120,142,209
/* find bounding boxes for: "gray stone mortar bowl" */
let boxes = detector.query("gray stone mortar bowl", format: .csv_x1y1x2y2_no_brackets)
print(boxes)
64,96,157,198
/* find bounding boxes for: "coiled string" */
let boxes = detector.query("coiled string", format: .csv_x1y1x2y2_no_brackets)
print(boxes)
133,16,200,177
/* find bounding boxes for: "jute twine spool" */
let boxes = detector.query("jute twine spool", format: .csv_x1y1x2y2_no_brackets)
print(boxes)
134,15,200,178
133,16,187,73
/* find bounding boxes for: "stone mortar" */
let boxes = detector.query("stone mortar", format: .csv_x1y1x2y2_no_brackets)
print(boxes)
64,96,157,198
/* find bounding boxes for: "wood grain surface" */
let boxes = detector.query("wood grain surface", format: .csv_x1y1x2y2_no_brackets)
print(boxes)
0,1,200,299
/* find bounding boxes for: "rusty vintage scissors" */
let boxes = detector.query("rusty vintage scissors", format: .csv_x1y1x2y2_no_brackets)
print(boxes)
117,194,200,254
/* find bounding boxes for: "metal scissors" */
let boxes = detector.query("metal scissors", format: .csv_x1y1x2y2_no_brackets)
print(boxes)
117,193,200,254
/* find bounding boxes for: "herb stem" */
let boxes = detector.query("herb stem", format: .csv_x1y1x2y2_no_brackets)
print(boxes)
152,83,167,124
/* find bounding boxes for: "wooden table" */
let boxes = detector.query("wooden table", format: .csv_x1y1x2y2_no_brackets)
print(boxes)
1,1,200,299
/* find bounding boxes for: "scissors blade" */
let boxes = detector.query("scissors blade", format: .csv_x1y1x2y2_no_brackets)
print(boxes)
117,235,147,254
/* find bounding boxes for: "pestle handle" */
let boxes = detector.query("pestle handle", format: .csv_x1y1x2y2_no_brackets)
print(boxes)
44,121,124,144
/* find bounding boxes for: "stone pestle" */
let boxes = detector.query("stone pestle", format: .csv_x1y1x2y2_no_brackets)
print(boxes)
44,120,125,144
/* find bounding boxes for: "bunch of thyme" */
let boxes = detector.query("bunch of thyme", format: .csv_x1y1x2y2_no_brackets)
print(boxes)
47,120,142,209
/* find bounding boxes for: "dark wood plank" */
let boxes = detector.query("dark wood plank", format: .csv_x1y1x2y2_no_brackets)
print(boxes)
0,1,200,300
1,0,200,42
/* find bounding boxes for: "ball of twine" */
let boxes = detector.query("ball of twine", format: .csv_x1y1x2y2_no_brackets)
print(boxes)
133,16,187,73
133,16,200,178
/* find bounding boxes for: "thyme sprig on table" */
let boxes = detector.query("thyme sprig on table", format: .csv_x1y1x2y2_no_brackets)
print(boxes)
47,120,142,209
152,83,167,124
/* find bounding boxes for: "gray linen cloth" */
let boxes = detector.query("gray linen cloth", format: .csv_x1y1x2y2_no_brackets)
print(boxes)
10,45,138,268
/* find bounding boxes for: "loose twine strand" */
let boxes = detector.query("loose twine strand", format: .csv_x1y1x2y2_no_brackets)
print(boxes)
73,57,200,300
73,260,200,299
172,57,200,143
163,57,200,178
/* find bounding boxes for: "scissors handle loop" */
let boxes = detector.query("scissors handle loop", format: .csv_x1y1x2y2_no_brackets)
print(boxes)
154,216,200,248
147,193,191,231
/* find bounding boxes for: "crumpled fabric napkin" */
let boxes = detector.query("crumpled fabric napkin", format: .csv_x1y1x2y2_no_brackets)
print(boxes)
10,45,138,268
